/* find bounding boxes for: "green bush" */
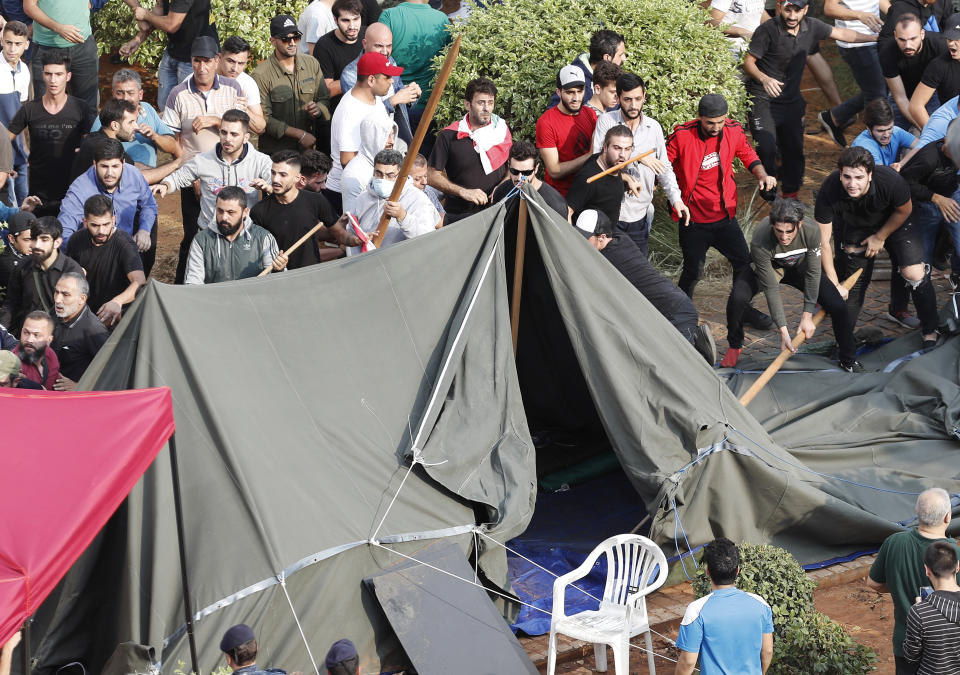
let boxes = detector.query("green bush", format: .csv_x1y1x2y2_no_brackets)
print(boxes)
694,543,876,675
94,0,310,71
432,0,748,141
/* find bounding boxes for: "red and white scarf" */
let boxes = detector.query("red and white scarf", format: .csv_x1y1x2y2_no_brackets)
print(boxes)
445,114,512,175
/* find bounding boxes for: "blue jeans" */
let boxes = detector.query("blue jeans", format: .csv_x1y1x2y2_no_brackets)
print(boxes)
31,34,99,111
157,51,193,112
912,195,960,268
891,93,940,131
831,45,885,128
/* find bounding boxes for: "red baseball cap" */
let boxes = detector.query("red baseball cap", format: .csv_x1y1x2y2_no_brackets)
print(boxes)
357,52,404,77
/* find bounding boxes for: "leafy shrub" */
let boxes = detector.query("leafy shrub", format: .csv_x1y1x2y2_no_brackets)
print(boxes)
94,0,310,70
432,0,748,140
694,543,876,675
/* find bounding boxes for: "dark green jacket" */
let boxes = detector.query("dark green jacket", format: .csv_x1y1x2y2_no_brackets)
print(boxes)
252,53,331,154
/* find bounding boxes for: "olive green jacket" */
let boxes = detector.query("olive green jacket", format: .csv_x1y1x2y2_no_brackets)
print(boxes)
252,53,331,154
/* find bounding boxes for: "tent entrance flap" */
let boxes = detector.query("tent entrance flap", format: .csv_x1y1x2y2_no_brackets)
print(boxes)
364,542,538,675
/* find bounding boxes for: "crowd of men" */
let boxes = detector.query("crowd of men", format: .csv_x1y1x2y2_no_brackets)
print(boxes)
2,0,960,388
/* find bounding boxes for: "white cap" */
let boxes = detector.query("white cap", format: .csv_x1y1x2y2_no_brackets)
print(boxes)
558,65,586,90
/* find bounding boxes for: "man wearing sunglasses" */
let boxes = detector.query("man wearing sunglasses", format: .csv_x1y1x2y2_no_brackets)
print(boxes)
252,14,332,156
491,140,567,218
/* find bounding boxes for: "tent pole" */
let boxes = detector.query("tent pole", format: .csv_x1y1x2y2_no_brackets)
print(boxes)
21,616,30,673
510,198,528,353
168,434,201,675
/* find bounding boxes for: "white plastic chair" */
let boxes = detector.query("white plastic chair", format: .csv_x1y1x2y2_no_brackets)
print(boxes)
546,534,668,675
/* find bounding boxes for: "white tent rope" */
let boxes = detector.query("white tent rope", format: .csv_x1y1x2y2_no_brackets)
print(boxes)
370,454,420,543
279,574,321,675
369,541,683,667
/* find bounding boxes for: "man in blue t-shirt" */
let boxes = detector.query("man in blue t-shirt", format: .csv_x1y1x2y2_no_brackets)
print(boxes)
676,538,774,674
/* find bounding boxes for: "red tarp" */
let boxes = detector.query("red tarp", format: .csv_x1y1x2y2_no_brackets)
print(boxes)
0,387,175,646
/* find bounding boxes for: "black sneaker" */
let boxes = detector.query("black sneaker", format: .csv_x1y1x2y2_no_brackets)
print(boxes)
694,323,718,366
818,110,846,147
839,360,865,373
743,307,774,330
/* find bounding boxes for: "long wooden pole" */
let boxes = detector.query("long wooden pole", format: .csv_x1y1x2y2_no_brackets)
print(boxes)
586,149,655,183
738,268,863,407
258,222,326,277
372,36,462,247
168,434,200,675
510,198,528,352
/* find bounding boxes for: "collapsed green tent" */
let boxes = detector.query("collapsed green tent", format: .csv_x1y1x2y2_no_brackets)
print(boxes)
29,185,960,673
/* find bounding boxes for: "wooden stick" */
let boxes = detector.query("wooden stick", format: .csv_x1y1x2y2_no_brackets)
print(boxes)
510,198,528,353
372,36,462,247
738,268,863,407
258,221,326,277
586,149,656,183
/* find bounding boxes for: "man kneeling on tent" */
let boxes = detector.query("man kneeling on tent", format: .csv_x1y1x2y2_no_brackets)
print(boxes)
220,623,289,674
574,209,718,365
724,198,860,372
346,149,440,255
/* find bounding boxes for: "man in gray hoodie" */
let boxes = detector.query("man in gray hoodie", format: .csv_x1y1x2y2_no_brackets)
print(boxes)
903,541,960,674
350,148,438,253
152,109,272,280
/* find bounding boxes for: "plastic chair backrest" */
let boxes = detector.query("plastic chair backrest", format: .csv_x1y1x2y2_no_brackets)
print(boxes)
600,534,668,609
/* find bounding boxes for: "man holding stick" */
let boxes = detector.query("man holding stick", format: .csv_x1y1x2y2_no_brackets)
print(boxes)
725,198,859,371
566,124,637,227
816,146,939,348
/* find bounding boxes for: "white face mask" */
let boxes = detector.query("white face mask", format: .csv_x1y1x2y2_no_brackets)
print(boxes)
371,178,395,199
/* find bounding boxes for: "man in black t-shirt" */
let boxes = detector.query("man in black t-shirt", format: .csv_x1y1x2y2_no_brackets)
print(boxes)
51,271,108,390
491,141,568,218
7,52,96,217
744,0,876,197
65,194,146,328
882,13,949,129
314,0,365,109
428,77,512,223
566,125,635,227
815,146,939,346
125,0,218,112
251,150,358,269
909,13,960,128
0,212,36,303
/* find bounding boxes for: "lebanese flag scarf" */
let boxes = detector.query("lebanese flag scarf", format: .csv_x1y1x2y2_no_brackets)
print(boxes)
445,114,512,174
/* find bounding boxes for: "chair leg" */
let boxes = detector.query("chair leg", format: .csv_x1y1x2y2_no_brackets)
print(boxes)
546,629,558,675
612,640,629,675
594,642,608,672
645,629,656,674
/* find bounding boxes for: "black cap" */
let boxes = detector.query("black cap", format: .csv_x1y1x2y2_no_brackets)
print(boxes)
944,12,960,39
270,15,301,38
219,624,255,653
324,639,358,668
191,36,220,59
7,210,36,235
782,0,809,7
574,209,612,239
698,93,728,117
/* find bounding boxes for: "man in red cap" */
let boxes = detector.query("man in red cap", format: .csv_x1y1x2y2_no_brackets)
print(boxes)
327,51,400,213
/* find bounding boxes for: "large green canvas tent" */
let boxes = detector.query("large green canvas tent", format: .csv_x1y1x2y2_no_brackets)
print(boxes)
27,185,960,673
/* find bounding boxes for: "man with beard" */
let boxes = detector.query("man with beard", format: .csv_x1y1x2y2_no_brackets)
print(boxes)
60,139,159,275
592,72,688,258
154,109,272,282
250,150,356,268
0,350,43,389
12,310,59,388
184,187,287,283
51,271,108,389
0,216,82,336
65,195,146,328
428,77,513,223
816,146,939,347
667,93,777,358
744,0,875,193
536,65,598,197
908,13,960,129
567,124,636,227
881,13,948,129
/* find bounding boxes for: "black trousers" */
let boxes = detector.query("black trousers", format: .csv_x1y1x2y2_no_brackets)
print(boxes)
629,253,700,342
140,220,159,278
174,187,201,285
678,216,751,299
748,97,806,195
727,268,856,364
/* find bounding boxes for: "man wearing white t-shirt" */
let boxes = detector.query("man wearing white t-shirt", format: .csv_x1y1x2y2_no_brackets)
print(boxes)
708,0,769,56
218,36,266,135
818,0,885,146
327,51,395,211
299,0,335,55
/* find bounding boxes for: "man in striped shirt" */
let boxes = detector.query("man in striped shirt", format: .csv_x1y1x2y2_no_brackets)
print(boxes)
903,542,960,674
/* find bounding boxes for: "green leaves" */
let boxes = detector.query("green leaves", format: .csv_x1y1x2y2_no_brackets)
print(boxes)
94,0,311,70
430,0,748,140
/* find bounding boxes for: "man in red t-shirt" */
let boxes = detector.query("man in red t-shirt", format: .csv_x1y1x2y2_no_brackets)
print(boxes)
535,65,598,196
